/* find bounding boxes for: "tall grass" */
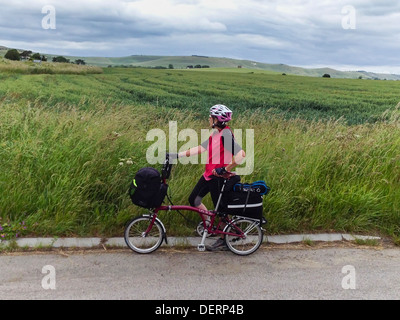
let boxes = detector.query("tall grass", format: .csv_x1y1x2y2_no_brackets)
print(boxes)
0,58,103,75
243,113,400,236
1,99,399,237
0,100,138,236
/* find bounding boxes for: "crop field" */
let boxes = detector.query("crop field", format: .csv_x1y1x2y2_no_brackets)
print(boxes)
0,65,399,241
1,67,399,124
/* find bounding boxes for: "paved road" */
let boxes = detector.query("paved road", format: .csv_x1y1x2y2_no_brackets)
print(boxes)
1,245,400,300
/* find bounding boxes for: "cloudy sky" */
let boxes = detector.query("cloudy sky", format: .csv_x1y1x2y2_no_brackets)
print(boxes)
1,0,400,73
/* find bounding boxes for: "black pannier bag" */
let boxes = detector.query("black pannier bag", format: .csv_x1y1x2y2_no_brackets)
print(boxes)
129,167,168,209
224,192,263,219
223,181,270,220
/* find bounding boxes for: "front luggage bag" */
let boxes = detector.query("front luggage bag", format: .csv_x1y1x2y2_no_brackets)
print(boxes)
129,167,167,209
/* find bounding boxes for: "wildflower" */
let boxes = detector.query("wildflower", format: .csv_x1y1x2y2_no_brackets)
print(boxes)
126,159,133,165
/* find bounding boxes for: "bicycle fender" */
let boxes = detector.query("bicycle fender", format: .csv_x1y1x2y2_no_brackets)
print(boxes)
157,217,168,245
143,214,168,245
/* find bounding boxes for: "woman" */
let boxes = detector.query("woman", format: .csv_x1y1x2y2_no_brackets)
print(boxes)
177,104,246,251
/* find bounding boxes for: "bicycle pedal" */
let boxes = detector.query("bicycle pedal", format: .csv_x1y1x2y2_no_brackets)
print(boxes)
197,244,206,252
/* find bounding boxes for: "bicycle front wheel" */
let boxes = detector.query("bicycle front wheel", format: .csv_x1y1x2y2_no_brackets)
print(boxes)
224,218,263,256
124,215,164,254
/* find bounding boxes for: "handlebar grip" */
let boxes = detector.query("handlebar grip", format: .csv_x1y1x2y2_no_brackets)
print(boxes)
166,153,179,161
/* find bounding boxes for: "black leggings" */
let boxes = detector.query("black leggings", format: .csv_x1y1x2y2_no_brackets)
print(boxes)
189,175,240,208
189,176,222,207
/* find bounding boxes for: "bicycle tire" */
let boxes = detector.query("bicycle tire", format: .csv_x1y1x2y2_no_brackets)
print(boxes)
124,215,164,254
224,218,263,256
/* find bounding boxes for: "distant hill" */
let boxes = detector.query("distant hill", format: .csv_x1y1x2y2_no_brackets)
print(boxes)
1,45,400,80
57,54,400,80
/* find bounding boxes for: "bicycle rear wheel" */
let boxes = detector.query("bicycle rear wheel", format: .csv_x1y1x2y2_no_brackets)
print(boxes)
224,218,263,256
124,215,164,254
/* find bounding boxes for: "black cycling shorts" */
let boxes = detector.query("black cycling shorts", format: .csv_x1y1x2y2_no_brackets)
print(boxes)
188,175,240,208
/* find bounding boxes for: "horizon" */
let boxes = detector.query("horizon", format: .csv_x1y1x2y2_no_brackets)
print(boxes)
2,45,399,76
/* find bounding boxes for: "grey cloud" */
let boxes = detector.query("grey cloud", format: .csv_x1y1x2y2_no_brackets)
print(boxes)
0,0,399,73
355,0,400,16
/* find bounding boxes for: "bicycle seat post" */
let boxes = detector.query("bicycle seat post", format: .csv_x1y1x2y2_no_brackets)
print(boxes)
214,179,227,213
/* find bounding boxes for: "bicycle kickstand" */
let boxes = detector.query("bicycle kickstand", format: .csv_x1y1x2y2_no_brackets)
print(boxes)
197,228,208,252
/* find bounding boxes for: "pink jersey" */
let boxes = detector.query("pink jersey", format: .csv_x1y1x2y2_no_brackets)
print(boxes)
203,126,235,181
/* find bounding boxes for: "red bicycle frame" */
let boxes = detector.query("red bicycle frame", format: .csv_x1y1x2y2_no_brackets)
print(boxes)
153,205,245,239
144,156,247,248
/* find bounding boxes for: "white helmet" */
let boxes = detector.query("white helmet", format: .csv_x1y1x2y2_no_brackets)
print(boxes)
209,104,232,124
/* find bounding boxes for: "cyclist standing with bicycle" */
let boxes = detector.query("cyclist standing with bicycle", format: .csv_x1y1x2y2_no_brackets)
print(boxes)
173,104,246,251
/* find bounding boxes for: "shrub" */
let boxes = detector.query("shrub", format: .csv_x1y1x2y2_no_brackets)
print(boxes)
4,49,20,61
52,56,69,63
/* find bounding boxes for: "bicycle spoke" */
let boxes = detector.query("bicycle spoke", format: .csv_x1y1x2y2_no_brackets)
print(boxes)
225,218,263,256
243,221,258,236
124,216,164,254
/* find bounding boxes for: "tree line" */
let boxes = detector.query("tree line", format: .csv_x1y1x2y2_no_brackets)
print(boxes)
3,49,85,65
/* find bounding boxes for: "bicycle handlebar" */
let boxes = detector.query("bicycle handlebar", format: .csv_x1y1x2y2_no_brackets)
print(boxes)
162,153,173,180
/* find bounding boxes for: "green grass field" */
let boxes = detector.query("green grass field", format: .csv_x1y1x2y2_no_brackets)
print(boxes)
2,67,399,124
1,66,399,240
